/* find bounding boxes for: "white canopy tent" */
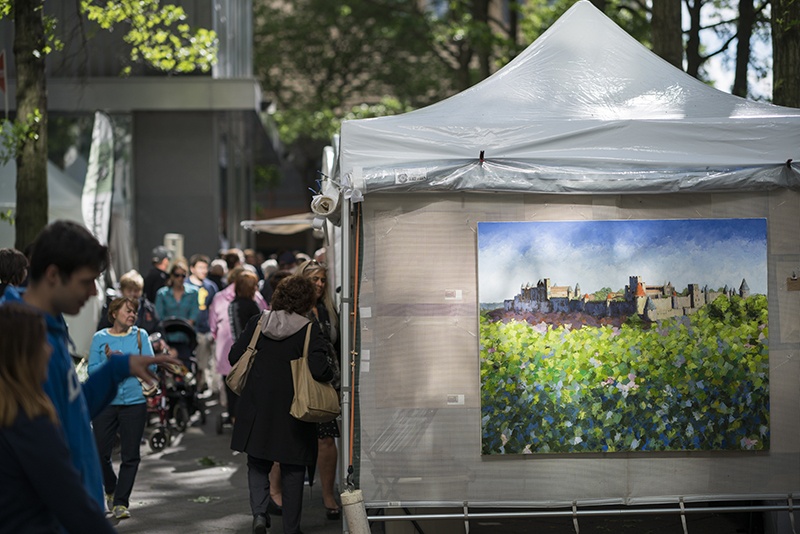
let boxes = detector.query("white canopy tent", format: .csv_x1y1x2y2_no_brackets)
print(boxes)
334,0,800,527
340,0,799,195
0,160,102,358
0,160,86,240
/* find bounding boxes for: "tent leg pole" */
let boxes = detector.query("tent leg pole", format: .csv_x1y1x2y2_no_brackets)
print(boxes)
679,497,688,534
340,196,352,519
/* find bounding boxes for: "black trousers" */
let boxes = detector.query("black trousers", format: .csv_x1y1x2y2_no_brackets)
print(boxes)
92,403,148,508
247,455,305,534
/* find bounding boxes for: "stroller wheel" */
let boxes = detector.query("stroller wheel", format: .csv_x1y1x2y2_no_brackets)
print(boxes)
149,429,169,452
172,403,190,432
215,413,224,435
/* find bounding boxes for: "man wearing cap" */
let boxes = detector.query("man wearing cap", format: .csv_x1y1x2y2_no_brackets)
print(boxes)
143,246,172,304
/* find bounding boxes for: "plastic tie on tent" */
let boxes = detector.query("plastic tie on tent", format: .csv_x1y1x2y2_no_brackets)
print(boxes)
341,172,364,203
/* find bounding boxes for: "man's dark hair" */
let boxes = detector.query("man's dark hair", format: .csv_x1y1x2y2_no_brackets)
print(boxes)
222,251,241,270
270,275,315,315
27,221,108,283
189,254,210,267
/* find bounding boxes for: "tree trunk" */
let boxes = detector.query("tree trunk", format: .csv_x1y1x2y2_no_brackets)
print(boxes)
651,0,684,69
453,32,474,92
772,0,800,106
733,0,755,97
13,0,49,251
508,0,520,53
685,0,703,78
473,0,491,81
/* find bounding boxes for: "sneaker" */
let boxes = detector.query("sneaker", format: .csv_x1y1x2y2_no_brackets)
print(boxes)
113,505,131,520
105,494,114,512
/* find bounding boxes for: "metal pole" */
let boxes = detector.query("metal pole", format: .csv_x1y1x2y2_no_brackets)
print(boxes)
367,503,796,523
339,195,353,533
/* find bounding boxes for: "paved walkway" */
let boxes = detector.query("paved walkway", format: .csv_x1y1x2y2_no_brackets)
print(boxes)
113,396,345,534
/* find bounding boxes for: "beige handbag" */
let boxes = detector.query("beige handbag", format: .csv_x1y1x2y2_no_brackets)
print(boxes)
225,313,265,395
289,324,340,423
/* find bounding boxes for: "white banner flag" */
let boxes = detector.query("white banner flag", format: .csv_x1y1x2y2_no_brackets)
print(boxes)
82,111,114,246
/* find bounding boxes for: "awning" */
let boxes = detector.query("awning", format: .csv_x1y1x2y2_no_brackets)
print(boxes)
240,212,316,235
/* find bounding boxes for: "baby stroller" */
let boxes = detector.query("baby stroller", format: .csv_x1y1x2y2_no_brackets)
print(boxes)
160,317,207,431
144,332,172,452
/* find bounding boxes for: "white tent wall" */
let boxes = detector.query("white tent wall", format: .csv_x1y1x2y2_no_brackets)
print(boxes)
354,191,800,508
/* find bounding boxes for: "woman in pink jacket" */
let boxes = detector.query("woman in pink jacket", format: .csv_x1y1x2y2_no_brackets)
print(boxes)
208,267,267,422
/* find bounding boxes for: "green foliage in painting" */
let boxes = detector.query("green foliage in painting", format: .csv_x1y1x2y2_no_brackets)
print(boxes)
480,294,769,454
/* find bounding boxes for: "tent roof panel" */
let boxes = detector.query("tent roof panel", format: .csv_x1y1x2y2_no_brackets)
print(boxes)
339,1,800,195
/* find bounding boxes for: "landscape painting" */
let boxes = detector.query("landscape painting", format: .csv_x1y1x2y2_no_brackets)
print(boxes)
478,219,769,454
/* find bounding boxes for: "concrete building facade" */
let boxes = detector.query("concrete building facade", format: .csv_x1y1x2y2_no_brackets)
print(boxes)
0,0,277,271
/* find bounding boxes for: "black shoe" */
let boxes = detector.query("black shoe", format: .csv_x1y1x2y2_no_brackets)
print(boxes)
267,496,283,516
252,514,269,534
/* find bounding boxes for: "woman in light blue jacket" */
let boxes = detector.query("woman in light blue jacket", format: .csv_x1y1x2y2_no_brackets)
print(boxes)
88,297,154,521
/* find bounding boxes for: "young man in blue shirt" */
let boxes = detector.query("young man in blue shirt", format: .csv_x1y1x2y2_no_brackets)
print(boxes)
1,221,180,517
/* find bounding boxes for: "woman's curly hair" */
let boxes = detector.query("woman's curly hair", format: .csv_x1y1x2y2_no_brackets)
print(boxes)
270,275,315,315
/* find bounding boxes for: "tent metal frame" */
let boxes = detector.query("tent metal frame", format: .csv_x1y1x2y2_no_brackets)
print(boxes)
363,497,797,534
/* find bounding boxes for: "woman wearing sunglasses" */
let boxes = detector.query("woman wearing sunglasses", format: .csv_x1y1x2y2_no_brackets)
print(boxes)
154,260,199,366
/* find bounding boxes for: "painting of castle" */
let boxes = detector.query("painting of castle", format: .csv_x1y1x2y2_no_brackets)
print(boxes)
506,275,752,323
477,219,769,454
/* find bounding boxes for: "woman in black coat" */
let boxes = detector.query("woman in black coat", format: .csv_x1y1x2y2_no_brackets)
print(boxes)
229,275,333,534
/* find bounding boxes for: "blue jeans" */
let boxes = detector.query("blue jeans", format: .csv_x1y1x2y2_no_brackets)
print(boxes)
92,403,147,508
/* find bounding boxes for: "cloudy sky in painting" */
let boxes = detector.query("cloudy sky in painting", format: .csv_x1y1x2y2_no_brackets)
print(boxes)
477,219,768,304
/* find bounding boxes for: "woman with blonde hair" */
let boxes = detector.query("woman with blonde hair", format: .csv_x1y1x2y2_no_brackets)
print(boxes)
0,304,116,533
300,259,341,518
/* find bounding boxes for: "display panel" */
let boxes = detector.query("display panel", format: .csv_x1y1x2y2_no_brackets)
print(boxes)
355,192,799,507
477,219,769,454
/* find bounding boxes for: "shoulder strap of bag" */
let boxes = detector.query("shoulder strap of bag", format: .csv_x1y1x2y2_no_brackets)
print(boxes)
247,313,266,352
137,328,142,353
302,322,312,357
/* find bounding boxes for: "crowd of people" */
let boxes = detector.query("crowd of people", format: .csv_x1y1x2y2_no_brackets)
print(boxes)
0,224,341,534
